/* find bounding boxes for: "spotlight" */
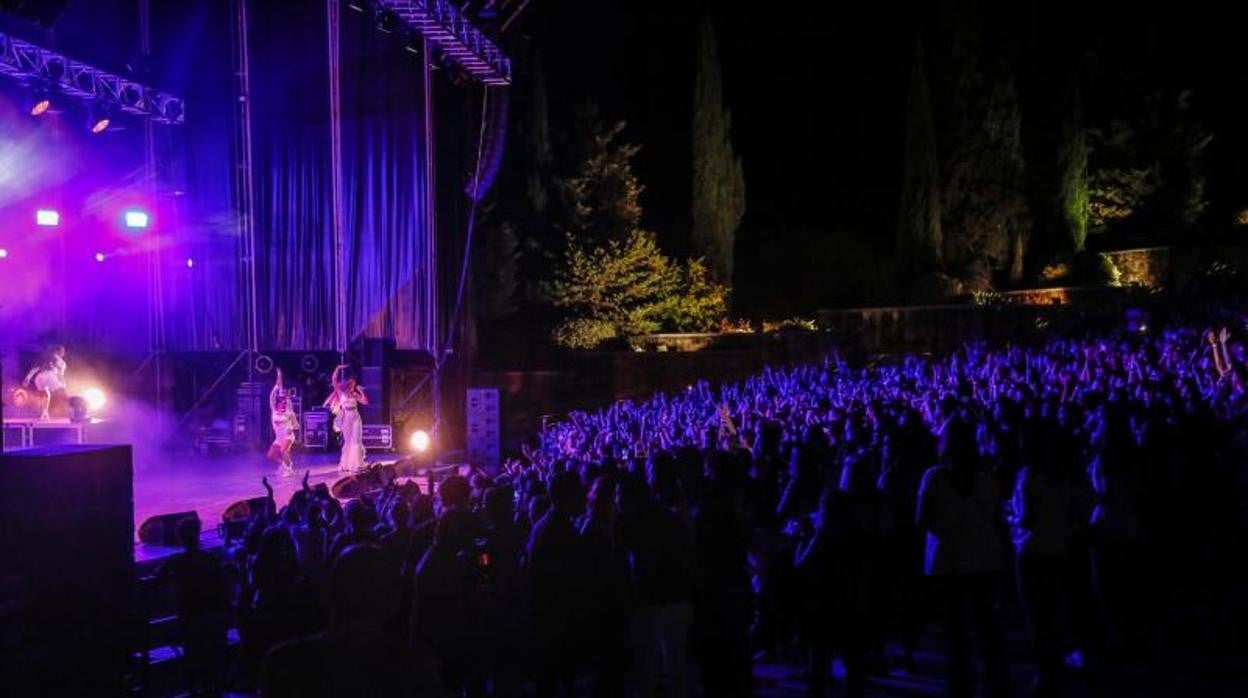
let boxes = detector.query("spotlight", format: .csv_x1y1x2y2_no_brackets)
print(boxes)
409,429,431,453
68,396,88,423
0,248,8,259
186,258,195,268
94,252,106,262
36,209,60,226
124,209,150,229
86,103,112,134
28,88,52,116
82,388,107,412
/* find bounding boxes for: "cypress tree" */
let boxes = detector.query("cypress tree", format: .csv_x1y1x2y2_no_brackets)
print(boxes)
691,14,745,285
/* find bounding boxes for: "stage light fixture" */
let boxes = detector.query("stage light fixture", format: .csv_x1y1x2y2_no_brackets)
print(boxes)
86,102,112,134
68,396,88,423
82,388,107,412
36,209,59,226
94,252,106,262
409,429,431,453
124,209,150,229
27,87,52,116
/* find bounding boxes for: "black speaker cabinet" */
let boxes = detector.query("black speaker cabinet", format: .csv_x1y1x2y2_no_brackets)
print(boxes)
0,444,135,693
137,511,201,546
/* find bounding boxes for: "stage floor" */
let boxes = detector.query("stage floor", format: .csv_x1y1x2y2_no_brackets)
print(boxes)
132,449,395,563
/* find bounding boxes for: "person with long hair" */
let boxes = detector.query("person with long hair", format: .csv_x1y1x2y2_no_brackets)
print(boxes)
268,369,299,477
324,364,368,473
23,345,67,421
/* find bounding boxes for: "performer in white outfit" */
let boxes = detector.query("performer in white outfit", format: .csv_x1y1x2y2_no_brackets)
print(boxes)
268,369,299,477
23,345,68,421
325,363,368,473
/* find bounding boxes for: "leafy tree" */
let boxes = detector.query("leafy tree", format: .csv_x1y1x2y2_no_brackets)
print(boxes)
940,74,1032,287
1087,121,1161,233
549,229,681,348
655,257,729,333
557,104,643,244
1055,82,1090,254
549,108,729,348
691,14,745,285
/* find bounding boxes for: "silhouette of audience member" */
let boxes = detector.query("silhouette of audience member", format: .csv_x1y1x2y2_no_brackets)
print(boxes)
1010,420,1076,697
917,418,1009,698
579,475,630,698
526,471,587,695
157,516,229,695
617,473,695,698
262,545,446,697
694,452,754,697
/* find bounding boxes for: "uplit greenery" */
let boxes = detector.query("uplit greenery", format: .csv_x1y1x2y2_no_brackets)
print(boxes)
549,112,729,348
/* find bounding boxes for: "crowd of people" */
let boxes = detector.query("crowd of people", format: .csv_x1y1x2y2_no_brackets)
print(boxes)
158,315,1248,697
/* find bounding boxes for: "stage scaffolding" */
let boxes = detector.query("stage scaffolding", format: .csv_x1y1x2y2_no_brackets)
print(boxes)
0,31,185,125
176,0,511,443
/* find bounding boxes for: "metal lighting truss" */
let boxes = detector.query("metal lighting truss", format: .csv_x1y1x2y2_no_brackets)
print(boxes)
0,30,186,125
375,0,511,85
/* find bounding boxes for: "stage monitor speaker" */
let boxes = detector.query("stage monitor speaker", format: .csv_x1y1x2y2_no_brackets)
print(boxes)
223,496,272,523
138,511,201,546
222,496,271,542
331,469,381,499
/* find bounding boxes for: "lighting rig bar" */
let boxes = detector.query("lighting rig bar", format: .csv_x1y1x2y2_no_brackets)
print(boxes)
0,31,186,125
375,0,511,85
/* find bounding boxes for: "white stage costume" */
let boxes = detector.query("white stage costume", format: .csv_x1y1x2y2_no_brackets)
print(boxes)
335,390,365,473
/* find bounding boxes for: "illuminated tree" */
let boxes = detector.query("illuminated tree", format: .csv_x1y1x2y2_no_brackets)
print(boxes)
549,229,679,348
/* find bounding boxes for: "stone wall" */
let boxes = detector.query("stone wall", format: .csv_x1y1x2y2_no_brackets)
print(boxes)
473,331,835,446
1103,247,1171,287
816,301,1121,356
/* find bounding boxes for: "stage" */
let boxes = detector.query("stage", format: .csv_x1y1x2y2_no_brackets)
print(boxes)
132,449,405,563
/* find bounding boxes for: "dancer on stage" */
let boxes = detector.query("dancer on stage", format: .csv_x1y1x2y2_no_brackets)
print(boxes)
23,345,67,421
325,363,368,473
268,369,299,477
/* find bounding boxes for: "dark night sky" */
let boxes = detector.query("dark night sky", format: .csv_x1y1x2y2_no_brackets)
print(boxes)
6,0,1248,259
521,0,1248,253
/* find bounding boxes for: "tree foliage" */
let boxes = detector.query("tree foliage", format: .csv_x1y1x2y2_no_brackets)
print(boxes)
940,74,1032,287
549,110,729,348
691,14,746,285
557,104,643,244
1087,91,1211,233
1055,83,1090,254
897,40,943,277
655,257,730,333
549,230,678,347
549,230,730,348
